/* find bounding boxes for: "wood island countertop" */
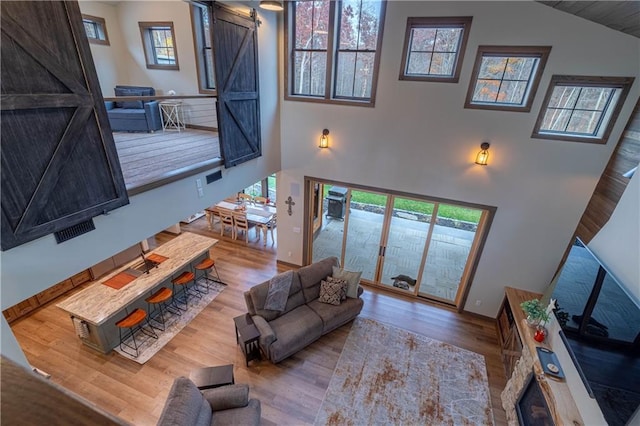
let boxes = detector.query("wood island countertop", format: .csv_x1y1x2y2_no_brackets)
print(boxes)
57,232,217,326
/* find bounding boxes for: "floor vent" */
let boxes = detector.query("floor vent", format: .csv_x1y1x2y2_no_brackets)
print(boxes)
54,219,95,243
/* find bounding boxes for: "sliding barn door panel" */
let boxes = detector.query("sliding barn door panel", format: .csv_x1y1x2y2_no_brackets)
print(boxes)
211,4,262,168
1,1,128,251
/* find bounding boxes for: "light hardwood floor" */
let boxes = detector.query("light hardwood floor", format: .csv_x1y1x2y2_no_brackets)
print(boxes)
10,218,507,425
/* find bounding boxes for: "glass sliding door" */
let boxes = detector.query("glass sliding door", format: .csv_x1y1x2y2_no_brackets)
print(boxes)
417,204,482,303
311,183,346,263
379,197,434,293
342,190,388,282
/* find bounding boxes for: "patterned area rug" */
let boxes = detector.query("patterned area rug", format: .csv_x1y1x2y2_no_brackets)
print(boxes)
315,318,494,425
114,279,225,364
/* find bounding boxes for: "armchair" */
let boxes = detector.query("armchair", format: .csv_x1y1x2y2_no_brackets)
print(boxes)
105,85,162,132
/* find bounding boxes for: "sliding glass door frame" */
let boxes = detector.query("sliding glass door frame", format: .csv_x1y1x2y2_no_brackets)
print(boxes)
303,177,496,312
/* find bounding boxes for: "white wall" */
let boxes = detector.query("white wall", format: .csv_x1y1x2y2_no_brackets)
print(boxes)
276,1,640,317
0,1,280,362
589,169,640,302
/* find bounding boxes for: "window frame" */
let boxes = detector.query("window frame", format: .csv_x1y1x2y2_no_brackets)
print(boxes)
398,16,472,83
82,14,109,46
464,45,551,112
190,4,216,94
138,21,179,71
284,0,387,107
531,75,634,144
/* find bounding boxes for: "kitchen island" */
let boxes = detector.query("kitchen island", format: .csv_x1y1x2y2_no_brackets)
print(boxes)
57,232,218,353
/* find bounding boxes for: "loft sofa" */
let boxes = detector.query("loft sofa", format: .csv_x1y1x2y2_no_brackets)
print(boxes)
244,256,364,363
105,85,162,132
156,377,261,426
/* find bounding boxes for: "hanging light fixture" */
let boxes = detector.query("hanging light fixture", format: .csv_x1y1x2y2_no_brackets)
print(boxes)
475,142,490,165
319,129,330,148
260,1,283,11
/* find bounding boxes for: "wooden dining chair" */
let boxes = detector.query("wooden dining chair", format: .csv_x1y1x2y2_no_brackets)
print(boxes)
232,211,255,243
238,193,253,204
207,206,222,230
218,208,235,239
253,196,268,206
258,213,277,246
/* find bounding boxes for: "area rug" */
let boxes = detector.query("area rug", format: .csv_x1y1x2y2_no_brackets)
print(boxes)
114,279,225,364
314,318,494,425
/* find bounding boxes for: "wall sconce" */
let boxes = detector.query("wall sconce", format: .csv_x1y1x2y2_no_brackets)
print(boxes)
259,0,283,11
475,142,490,165
319,129,330,149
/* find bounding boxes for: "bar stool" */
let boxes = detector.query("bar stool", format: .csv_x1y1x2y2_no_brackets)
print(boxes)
145,287,177,331
194,257,225,292
115,308,157,358
171,270,198,311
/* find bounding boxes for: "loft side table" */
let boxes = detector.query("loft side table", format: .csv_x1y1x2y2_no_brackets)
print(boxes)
159,100,185,132
189,364,234,390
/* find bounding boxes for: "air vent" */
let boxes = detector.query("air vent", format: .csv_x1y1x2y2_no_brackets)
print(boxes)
54,219,95,243
206,171,222,184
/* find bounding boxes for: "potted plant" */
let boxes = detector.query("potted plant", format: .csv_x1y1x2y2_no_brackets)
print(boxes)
520,298,549,328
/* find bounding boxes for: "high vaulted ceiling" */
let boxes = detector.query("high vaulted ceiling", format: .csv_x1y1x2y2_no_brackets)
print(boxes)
537,1,640,39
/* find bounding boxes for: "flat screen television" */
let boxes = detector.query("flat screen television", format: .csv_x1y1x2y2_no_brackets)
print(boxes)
544,237,640,425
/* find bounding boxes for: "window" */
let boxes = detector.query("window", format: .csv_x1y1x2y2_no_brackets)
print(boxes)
464,46,551,112
190,4,216,93
285,0,387,106
399,17,472,83
138,22,179,70
82,14,109,45
532,75,634,144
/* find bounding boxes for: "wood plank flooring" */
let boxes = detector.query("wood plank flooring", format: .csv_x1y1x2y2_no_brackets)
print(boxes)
113,128,220,190
10,217,507,425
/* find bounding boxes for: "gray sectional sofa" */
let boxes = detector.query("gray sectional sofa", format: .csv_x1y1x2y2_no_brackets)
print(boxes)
244,256,364,363
156,377,260,426
105,85,162,132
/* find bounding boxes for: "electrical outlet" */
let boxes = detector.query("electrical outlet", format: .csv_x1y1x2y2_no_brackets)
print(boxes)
288,251,292,257
293,227,301,233
475,300,482,306
196,178,202,188
197,188,204,198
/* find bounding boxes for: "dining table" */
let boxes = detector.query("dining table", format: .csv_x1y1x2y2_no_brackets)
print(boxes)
205,200,277,242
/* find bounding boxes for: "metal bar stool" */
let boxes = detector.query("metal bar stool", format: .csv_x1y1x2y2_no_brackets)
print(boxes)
145,287,178,331
171,270,198,311
115,308,157,358
194,257,226,292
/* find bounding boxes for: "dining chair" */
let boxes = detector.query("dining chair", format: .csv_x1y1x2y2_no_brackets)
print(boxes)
218,208,235,239
232,211,254,243
238,193,253,204
253,196,268,206
258,214,277,246
207,206,222,230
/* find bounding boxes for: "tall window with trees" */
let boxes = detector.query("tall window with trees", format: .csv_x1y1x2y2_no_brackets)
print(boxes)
191,4,216,93
464,46,551,112
399,17,472,83
532,75,634,144
285,0,387,106
138,22,179,70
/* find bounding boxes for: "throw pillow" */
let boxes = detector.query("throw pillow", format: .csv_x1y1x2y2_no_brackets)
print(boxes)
326,276,348,301
318,279,343,306
332,266,362,298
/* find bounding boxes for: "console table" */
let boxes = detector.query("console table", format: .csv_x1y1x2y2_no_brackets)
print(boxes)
56,232,217,353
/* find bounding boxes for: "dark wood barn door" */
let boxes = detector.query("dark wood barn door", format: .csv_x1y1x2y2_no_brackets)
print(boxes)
1,1,128,251
211,3,262,168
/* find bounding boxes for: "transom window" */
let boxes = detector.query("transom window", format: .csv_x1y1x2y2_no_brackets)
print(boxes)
465,46,551,112
138,22,179,70
399,17,472,83
532,75,634,144
286,0,387,107
190,4,216,93
82,14,109,46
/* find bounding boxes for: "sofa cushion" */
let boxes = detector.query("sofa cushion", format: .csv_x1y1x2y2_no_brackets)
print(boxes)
318,279,343,306
249,273,304,321
156,377,212,426
299,257,339,302
268,305,323,362
202,384,249,411
332,266,362,299
307,297,364,334
211,399,261,426
107,109,147,120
